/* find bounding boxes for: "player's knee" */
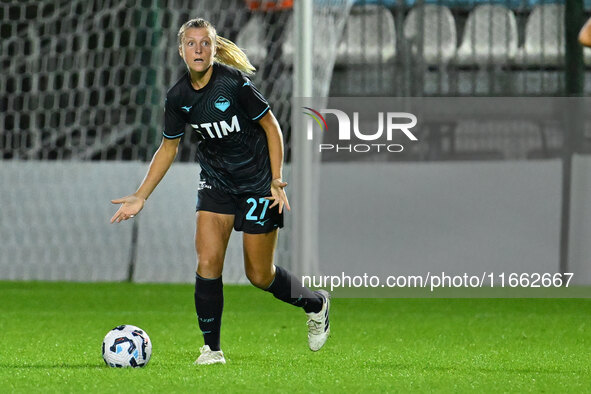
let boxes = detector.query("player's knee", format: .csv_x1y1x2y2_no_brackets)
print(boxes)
197,258,223,278
245,268,273,289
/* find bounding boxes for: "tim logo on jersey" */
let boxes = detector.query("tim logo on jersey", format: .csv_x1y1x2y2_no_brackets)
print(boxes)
302,107,418,154
190,115,241,139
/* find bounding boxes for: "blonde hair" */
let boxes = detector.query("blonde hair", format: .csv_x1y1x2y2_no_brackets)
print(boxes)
178,18,256,75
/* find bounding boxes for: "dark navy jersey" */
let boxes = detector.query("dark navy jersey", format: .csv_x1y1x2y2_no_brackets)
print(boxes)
163,63,272,195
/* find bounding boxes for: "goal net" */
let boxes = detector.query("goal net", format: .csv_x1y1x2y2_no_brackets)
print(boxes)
0,0,353,282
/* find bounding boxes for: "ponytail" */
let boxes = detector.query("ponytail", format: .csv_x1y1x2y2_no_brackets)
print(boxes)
178,18,256,75
214,36,256,75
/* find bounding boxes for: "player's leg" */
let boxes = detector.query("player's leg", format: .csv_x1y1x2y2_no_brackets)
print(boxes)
243,230,331,351
194,210,234,365
242,229,323,311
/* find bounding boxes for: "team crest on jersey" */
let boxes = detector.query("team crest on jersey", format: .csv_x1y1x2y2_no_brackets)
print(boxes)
214,96,230,112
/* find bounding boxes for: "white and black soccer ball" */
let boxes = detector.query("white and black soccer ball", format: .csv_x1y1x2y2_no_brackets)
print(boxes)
102,325,152,368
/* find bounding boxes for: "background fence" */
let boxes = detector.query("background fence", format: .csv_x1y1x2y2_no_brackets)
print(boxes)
3,0,590,162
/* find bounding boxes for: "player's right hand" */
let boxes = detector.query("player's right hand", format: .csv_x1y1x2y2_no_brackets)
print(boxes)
110,195,145,223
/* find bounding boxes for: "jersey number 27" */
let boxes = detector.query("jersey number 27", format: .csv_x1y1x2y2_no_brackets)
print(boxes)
246,197,270,221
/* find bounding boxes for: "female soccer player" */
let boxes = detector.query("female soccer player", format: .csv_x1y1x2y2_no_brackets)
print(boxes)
110,18,330,365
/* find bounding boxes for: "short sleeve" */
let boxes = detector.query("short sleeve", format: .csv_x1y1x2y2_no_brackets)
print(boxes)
237,78,270,121
163,95,186,139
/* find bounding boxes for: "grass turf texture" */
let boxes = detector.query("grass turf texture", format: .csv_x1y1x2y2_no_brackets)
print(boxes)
1,282,590,392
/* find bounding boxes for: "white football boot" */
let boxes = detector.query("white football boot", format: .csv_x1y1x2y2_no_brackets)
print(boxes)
306,290,331,351
194,345,226,365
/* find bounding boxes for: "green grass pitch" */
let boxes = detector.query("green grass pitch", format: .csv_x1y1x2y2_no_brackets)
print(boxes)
1,281,590,392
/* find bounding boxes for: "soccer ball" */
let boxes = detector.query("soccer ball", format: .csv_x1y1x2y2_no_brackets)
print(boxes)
102,325,152,368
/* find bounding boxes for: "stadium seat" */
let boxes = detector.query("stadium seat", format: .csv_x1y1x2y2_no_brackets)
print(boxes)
282,12,343,66
454,5,518,66
515,4,565,67
235,15,267,67
403,5,457,65
335,5,396,66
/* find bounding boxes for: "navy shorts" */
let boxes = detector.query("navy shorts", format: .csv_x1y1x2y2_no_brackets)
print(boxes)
196,183,284,234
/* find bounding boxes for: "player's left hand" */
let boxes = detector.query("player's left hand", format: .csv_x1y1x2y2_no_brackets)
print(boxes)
267,178,291,214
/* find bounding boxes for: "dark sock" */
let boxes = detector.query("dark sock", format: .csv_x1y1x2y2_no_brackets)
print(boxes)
194,274,223,351
265,266,323,313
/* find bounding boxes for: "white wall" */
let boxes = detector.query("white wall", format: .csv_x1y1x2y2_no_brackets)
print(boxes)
318,160,563,280
2,159,590,284
0,161,145,281
569,155,591,284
